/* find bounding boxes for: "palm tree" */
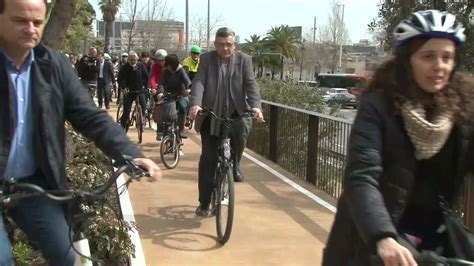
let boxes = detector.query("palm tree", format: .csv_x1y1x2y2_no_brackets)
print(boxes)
265,25,300,80
99,0,121,53
242,34,267,78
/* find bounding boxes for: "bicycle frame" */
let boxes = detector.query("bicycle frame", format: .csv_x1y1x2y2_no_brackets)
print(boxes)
0,156,149,265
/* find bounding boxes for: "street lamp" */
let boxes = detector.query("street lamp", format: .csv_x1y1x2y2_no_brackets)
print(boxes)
337,3,345,70
207,0,210,51
299,41,306,81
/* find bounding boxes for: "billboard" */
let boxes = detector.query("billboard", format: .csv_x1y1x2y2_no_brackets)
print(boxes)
289,26,302,40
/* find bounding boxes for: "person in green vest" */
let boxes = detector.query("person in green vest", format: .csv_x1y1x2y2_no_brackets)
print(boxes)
182,45,201,81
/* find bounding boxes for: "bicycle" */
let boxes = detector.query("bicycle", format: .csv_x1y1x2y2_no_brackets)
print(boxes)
119,89,147,144
157,93,183,169
0,156,149,265
198,108,254,245
145,91,155,129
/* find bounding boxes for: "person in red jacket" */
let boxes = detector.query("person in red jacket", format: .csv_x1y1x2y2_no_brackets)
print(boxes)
150,49,167,140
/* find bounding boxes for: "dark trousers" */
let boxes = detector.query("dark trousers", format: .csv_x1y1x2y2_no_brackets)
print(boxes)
97,78,111,108
0,174,75,265
198,117,248,206
120,92,146,129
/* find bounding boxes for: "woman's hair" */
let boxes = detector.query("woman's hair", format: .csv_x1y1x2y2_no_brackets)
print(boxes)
164,54,180,70
365,38,470,121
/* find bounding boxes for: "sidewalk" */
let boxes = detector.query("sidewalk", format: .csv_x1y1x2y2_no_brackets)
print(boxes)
108,103,335,265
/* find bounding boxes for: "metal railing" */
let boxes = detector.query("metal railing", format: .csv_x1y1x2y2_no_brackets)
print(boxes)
247,100,474,230
247,100,352,198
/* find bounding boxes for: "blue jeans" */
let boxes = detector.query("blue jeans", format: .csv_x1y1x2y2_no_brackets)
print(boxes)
0,174,76,266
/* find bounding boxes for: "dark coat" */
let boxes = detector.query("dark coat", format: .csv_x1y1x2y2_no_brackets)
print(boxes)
97,59,114,86
117,61,149,92
0,44,143,190
323,90,474,265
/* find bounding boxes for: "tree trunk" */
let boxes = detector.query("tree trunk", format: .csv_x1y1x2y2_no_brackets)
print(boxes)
279,56,284,80
104,20,113,53
43,0,77,49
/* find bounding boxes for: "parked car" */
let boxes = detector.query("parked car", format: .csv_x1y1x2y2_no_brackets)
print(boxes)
327,92,358,108
322,88,348,103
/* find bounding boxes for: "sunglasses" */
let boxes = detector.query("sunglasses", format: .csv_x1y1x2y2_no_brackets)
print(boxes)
192,52,200,55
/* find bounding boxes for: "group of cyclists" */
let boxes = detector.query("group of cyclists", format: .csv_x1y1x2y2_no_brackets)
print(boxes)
2,0,474,264
72,44,203,140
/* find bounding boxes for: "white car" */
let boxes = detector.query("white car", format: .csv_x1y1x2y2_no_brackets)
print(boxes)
322,88,348,103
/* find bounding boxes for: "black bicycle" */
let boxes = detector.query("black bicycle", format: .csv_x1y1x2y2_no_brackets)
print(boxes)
117,89,148,143
198,108,254,244
157,93,183,169
0,156,149,265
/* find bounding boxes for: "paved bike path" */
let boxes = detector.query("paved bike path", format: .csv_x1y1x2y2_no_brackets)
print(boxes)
107,103,336,265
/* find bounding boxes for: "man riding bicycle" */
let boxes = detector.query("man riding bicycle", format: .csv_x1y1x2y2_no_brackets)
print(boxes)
0,0,161,264
189,27,264,217
117,51,149,130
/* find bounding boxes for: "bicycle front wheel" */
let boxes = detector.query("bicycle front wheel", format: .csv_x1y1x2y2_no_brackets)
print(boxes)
160,135,180,169
136,108,143,144
116,101,123,122
215,166,234,244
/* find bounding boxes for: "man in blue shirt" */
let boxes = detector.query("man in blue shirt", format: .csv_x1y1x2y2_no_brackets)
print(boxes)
0,0,162,265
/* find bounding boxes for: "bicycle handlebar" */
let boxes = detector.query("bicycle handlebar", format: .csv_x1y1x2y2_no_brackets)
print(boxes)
156,93,183,105
198,108,255,124
1,155,150,208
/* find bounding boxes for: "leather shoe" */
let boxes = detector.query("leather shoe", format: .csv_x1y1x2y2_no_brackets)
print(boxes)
233,167,245,182
195,205,210,217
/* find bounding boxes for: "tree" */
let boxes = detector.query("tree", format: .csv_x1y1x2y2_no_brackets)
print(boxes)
242,34,268,78
60,0,95,54
266,25,300,80
189,15,224,50
319,0,349,73
368,0,474,71
43,0,77,49
123,0,139,52
99,0,121,53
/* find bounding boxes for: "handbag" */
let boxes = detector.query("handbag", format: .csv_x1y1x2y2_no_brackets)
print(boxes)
443,210,474,260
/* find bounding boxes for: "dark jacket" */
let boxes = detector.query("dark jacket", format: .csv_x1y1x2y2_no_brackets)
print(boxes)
157,66,191,95
0,44,143,190
323,90,474,265
97,59,114,86
117,61,149,92
76,54,98,81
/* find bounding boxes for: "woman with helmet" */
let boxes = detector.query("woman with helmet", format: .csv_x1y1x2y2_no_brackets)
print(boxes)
150,49,168,140
182,45,201,80
323,10,473,266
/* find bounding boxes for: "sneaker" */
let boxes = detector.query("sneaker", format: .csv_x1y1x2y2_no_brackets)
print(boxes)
179,131,188,139
156,135,162,141
195,205,210,217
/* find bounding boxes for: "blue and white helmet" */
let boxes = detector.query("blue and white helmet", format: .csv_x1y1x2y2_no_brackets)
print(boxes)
394,10,465,46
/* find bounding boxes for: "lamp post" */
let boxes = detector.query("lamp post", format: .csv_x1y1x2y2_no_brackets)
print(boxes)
299,41,305,81
337,3,345,70
207,0,210,51
185,0,189,53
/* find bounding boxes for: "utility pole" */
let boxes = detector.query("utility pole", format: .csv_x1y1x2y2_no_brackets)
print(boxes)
207,0,210,51
338,4,345,69
312,17,317,44
185,0,189,53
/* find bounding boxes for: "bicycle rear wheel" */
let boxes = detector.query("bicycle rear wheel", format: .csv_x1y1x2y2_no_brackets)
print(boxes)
215,166,234,244
160,134,180,169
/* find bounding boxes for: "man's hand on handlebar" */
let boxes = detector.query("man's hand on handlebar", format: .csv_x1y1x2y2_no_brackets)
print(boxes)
132,158,162,182
252,108,265,123
189,105,202,120
376,237,417,266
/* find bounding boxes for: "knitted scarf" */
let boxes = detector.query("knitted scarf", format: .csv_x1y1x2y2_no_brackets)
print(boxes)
400,101,454,160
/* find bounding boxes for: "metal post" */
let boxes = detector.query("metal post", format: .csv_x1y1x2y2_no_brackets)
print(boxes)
185,0,189,53
306,115,320,184
299,43,305,80
338,4,345,69
269,105,279,163
207,0,210,51
313,17,317,44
